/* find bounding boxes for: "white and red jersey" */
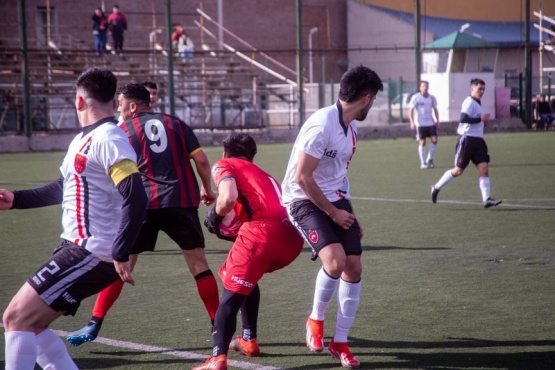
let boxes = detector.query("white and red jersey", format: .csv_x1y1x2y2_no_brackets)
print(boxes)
282,102,357,205
59,121,137,262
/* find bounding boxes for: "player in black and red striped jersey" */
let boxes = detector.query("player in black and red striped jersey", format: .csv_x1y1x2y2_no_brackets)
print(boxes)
67,83,220,346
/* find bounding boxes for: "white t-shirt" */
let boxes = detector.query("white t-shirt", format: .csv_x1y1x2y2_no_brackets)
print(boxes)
60,122,137,262
281,103,357,205
410,93,437,127
457,96,484,138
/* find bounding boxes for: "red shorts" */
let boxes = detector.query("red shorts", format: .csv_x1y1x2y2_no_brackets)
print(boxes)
219,219,304,295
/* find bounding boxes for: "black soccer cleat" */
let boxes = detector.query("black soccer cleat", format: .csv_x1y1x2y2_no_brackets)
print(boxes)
431,185,440,204
484,198,502,208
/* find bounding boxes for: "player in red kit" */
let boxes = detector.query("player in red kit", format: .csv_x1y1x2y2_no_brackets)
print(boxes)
193,133,304,370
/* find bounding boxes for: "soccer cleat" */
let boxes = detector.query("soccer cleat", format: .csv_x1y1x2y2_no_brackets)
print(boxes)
427,159,435,168
306,317,324,352
229,336,260,357
328,339,360,368
484,198,502,208
431,185,440,204
66,323,100,346
420,161,428,169
192,355,227,370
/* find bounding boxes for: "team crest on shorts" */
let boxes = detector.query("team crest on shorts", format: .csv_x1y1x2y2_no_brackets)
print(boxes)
74,153,87,173
308,230,318,244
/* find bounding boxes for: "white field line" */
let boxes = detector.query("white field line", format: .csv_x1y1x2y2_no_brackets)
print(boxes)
351,196,555,210
0,325,283,370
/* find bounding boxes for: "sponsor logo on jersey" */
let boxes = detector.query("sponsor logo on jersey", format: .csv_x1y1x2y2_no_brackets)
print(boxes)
74,153,87,173
323,148,338,158
309,230,318,244
62,291,77,304
231,274,254,288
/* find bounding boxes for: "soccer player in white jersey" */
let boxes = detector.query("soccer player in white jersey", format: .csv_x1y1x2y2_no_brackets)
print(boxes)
282,65,383,368
0,67,147,370
409,81,440,168
430,78,502,208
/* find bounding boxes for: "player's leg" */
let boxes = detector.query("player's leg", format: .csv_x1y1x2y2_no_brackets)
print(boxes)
230,285,261,357
182,248,220,324
169,208,220,325
4,283,65,370
477,162,502,208
427,129,438,168
328,213,362,368
431,136,468,203
67,253,139,346
418,130,427,168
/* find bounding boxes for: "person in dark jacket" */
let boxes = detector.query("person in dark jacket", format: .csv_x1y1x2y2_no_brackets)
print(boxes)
92,7,108,55
107,4,127,53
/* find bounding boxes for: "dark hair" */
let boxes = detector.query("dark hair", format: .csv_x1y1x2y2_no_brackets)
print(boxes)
223,133,257,162
141,81,158,90
75,67,117,103
420,80,429,86
117,83,151,107
113,4,120,9
470,78,486,86
338,65,383,103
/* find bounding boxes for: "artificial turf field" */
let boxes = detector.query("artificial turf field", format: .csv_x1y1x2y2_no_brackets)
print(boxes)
1,131,554,369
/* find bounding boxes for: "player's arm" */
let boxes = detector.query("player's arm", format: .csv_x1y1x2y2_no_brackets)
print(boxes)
215,177,238,216
409,106,416,129
433,107,440,128
190,148,216,205
0,176,64,210
109,159,148,284
295,151,354,230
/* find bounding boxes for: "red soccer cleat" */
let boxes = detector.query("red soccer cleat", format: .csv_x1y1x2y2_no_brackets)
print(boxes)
327,339,360,368
229,336,261,357
192,355,227,370
306,317,324,352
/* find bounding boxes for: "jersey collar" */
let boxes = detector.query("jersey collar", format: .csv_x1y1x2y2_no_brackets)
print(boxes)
82,116,118,136
336,100,349,135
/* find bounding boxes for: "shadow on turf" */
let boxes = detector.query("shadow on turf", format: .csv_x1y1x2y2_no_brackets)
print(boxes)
267,337,555,369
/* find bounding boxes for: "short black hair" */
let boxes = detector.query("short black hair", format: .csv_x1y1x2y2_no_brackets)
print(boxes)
141,81,157,90
223,133,257,162
338,65,383,103
75,67,117,104
117,83,151,107
471,78,486,86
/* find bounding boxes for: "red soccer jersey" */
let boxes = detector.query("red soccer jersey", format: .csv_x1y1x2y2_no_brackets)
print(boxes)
211,158,286,222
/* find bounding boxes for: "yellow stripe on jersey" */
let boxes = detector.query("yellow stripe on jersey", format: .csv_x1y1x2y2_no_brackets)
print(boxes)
109,159,139,186
189,147,202,157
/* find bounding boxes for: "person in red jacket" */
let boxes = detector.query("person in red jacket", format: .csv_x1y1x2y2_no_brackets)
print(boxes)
107,4,127,53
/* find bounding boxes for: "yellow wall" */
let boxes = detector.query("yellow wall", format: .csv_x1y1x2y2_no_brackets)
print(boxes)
360,0,555,22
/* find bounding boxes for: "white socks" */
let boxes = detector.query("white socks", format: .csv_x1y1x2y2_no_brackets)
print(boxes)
5,331,37,370
310,267,339,321
435,170,455,189
36,329,78,370
427,143,437,161
479,176,490,202
334,279,361,343
418,145,426,164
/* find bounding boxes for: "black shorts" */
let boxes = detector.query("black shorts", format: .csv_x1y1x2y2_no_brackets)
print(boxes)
286,198,362,260
27,240,119,316
454,135,490,169
130,207,205,254
417,125,438,139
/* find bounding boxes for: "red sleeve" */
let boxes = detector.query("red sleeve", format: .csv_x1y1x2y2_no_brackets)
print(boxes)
211,159,234,188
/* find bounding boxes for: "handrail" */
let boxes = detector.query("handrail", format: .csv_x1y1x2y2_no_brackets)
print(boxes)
196,8,298,79
193,19,298,87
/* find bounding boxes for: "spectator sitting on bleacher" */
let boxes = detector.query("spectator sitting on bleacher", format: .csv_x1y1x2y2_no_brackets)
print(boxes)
535,94,553,130
178,31,194,62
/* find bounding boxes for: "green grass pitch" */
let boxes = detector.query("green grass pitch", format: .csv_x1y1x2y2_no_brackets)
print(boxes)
1,131,554,369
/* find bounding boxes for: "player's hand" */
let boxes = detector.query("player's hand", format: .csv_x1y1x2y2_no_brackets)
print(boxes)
329,208,356,230
201,187,216,206
482,113,490,126
0,189,14,210
114,260,135,286
204,206,224,234
436,121,441,129
357,220,364,240
410,123,415,130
